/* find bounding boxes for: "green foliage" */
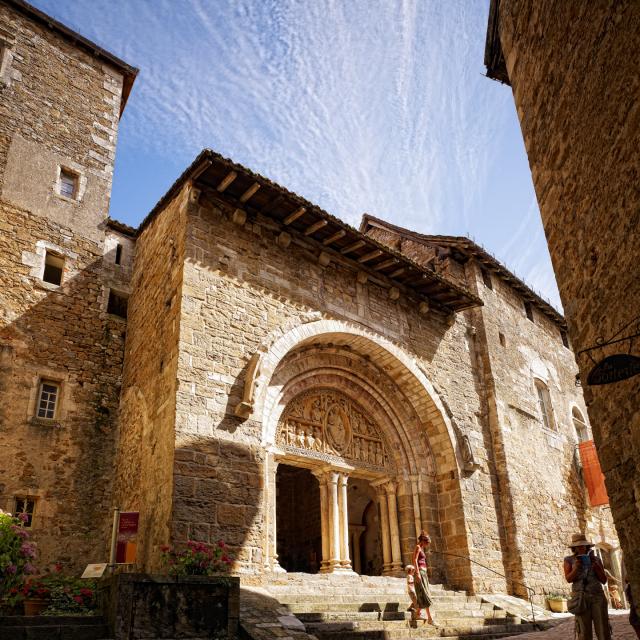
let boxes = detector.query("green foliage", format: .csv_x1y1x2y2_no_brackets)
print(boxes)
160,540,233,576
0,511,38,605
41,577,97,615
546,592,568,601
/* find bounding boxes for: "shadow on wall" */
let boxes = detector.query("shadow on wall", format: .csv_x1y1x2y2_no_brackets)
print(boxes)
0,249,125,570
171,435,263,571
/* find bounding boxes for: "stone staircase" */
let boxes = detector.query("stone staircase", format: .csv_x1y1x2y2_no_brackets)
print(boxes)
0,614,111,639
260,573,546,640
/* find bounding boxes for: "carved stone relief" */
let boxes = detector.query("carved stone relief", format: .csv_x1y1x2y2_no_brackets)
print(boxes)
277,389,392,470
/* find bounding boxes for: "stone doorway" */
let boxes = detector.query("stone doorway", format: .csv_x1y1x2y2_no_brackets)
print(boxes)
276,464,322,573
348,479,382,575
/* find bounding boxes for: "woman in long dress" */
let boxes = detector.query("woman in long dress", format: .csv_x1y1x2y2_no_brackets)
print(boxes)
412,531,434,625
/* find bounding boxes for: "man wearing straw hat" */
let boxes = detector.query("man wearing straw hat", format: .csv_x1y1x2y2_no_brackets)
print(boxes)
563,533,611,640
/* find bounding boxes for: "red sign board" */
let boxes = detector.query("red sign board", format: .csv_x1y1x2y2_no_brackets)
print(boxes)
115,512,139,564
579,441,609,507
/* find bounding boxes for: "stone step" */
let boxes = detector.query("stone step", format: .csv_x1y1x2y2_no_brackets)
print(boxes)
306,621,538,640
295,609,515,622
0,615,110,640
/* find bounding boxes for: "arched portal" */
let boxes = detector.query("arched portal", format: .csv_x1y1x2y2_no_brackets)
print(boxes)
254,320,473,586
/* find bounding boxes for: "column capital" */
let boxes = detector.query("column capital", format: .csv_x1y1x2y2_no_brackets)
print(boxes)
384,480,398,495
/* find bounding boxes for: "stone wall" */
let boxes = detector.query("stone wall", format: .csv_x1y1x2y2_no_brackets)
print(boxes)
0,2,125,243
366,222,619,600
0,201,126,569
489,0,639,606
159,185,512,592
114,186,190,571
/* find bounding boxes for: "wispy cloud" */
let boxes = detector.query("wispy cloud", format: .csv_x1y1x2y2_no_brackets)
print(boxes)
34,0,562,309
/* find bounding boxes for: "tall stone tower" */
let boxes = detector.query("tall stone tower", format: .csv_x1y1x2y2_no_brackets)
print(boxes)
0,0,137,568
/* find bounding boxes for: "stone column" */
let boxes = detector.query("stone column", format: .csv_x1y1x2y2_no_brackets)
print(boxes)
410,475,422,538
338,473,352,570
386,481,403,573
327,471,341,571
375,483,392,574
268,456,285,572
350,525,366,574
313,470,331,573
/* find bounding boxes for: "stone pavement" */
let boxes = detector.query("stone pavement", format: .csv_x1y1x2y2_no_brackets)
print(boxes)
500,611,637,639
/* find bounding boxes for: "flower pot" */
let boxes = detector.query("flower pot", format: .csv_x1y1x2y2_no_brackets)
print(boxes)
547,598,568,613
24,597,49,616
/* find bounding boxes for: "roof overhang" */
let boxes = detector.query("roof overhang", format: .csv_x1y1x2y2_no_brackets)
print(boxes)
140,150,483,314
484,0,510,85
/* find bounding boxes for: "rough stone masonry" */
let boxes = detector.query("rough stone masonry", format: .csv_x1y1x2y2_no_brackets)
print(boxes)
0,0,623,606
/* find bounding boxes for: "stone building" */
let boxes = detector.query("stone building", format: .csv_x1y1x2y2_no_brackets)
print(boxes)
0,0,622,605
484,0,640,607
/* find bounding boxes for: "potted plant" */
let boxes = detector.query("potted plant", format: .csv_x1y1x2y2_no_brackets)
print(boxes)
546,593,569,613
0,510,38,613
20,579,51,615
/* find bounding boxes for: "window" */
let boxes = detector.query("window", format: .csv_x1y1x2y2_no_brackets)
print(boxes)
36,380,59,419
13,497,36,528
58,169,78,199
107,290,128,319
534,379,554,429
560,329,570,349
115,243,123,265
573,407,589,442
524,301,534,322
481,267,493,290
42,251,64,285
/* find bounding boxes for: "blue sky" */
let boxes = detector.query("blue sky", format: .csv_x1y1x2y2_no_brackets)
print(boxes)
35,0,561,309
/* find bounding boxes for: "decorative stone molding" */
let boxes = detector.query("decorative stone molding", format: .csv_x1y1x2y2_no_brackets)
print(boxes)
234,349,264,418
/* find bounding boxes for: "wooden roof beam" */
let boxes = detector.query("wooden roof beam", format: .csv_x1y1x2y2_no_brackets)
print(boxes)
304,219,328,236
322,229,347,246
216,171,237,193
341,240,366,255
388,267,405,278
239,182,261,203
358,249,383,264
283,207,307,225
373,258,398,271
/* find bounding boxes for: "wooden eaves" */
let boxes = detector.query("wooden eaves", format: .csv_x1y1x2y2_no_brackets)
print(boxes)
139,149,483,314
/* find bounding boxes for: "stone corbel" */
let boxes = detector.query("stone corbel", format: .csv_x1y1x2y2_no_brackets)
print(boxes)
234,350,263,419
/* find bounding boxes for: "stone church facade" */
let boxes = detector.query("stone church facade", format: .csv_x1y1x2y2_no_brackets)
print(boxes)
0,0,621,602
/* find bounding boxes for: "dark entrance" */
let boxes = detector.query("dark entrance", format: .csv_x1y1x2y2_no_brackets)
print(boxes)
276,464,322,573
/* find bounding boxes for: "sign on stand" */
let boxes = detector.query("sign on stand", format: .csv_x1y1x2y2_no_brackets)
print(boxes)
109,508,140,566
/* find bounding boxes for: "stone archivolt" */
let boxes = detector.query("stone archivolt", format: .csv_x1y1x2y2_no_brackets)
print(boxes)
276,389,391,471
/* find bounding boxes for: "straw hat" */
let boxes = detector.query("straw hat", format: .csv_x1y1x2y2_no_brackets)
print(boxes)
568,533,593,548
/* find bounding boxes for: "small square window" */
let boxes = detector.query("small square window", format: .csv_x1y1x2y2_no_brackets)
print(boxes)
481,267,493,290
107,290,128,319
43,251,64,285
36,380,59,419
524,301,534,322
115,243,123,265
58,169,78,199
13,496,36,528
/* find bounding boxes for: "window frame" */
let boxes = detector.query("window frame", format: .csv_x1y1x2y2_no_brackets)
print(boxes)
480,267,493,290
42,251,65,286
572,406,589,442
524,301,534,322
534,378,555,430
13,496,37,528
35,379,60,420
107,289,129,319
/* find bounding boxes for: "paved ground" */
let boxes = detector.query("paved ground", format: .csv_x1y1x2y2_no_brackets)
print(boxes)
501,611,637,639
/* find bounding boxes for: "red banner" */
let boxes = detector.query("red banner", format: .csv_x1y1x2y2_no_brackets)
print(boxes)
115,512,139,564
579,440,609,507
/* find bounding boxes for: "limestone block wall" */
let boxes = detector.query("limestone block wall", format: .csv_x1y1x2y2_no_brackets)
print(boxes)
0,2,124,243
0,201,125,569
114,186,189,571
492,0,639,603
470,263,618,597
166,186,509,592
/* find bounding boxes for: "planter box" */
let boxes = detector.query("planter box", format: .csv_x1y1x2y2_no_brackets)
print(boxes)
547,598,568,613
99,574,239,639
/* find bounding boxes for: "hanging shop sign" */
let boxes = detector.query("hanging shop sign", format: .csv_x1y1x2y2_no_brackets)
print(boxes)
587,354,640,386
578,316,640,386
